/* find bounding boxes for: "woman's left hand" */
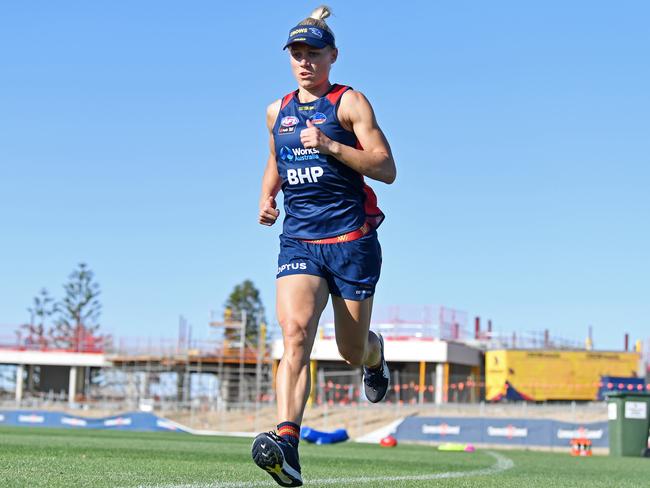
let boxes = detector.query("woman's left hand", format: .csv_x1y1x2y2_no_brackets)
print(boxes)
300,119,336,155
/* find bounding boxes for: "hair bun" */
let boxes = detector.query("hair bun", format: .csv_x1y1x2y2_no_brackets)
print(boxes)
309,5,332,21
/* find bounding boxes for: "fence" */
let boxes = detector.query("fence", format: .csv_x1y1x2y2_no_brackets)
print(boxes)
0,400,611,442
2,320,648,411
4,362,647,414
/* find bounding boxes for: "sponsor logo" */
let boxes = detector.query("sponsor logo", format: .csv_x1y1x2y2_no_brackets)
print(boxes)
310,112,327,125
281,116,299,127
18,414,44,423
280,146,320,162
278,126,296,135
309,28,323,38
355,289,373,295
104,417,132,427
298,105,315,111
487,425,528,438
277,262,308,274
61,417,88,427
156,419,179,431
290,27,309,37
422,423,461,436
279,146,295,162
557,428,604,440
287,166,323,185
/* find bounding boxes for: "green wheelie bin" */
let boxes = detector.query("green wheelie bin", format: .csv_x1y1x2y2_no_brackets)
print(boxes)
607,391,650,457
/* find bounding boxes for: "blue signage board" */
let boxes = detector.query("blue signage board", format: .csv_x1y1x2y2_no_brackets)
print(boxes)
0,410,188,433
395,416,608,448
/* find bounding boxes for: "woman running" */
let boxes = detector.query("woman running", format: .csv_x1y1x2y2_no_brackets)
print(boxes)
251,6,396,486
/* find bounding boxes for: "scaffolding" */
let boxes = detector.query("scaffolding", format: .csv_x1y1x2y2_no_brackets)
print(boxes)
0,314,274,412
1,312,648,412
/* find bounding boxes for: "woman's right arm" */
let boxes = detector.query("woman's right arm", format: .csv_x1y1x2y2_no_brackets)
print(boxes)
258,100,282,226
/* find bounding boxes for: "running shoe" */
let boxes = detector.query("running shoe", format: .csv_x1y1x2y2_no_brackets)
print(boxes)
363,332,390,403
251,431,302,487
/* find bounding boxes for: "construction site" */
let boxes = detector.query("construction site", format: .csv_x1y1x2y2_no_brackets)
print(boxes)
2,304,649,439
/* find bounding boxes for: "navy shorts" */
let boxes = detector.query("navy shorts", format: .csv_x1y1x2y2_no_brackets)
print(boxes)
277,231,382,300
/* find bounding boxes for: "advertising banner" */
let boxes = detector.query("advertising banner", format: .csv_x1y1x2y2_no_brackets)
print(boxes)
0,410,188,433
395,416,608,448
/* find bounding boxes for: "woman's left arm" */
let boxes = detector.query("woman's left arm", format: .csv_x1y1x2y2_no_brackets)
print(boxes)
300,91,396,184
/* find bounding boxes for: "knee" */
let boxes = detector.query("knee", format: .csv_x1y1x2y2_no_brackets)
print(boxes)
280,318,309,355
337,343,366,367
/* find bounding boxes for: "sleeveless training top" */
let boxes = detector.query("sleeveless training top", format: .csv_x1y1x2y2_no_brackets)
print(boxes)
272,84,384,240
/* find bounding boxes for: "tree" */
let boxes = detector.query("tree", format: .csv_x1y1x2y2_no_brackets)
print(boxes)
223,280,266,345
50,263,106,351
20,288,56,348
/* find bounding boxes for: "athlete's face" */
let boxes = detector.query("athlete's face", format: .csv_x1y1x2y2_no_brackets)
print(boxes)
288,43,338,89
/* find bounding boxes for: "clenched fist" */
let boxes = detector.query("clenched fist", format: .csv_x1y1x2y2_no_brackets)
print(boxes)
259,196,280,226
300,119,335,154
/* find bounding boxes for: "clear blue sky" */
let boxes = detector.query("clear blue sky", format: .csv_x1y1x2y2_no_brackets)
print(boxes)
1,1,648,350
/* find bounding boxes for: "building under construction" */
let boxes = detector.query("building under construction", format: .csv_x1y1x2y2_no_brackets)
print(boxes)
1,306,648,410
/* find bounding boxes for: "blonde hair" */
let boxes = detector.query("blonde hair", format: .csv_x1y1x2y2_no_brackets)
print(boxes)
298,5,336,47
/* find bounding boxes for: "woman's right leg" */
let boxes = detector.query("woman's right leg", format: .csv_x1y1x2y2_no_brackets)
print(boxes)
252,274,328,487
275,273,329,424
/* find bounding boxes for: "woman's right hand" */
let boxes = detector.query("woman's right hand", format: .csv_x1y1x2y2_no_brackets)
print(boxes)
259,196,280,226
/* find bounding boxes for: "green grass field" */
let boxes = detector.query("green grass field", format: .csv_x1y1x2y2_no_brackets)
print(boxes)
1,427,649,487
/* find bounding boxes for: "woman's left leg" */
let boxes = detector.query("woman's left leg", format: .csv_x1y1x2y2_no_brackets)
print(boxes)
332,296,390,403
331,295,390,403
331,295,380,368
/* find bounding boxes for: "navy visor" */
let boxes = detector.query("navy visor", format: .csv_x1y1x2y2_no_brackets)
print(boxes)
283,24,335,50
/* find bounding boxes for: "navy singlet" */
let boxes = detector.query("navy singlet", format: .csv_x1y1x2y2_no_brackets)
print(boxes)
272,84,384,240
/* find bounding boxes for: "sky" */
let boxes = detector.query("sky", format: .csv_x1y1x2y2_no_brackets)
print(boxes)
1,1,648,351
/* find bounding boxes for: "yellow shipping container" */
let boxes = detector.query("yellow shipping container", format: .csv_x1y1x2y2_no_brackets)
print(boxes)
485,350,640,401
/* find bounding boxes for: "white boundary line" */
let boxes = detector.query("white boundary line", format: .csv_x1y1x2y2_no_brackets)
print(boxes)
136,451,514,488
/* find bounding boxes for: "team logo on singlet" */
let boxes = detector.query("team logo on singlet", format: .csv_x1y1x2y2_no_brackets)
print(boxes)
309,112,327,125
278,116,299,135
